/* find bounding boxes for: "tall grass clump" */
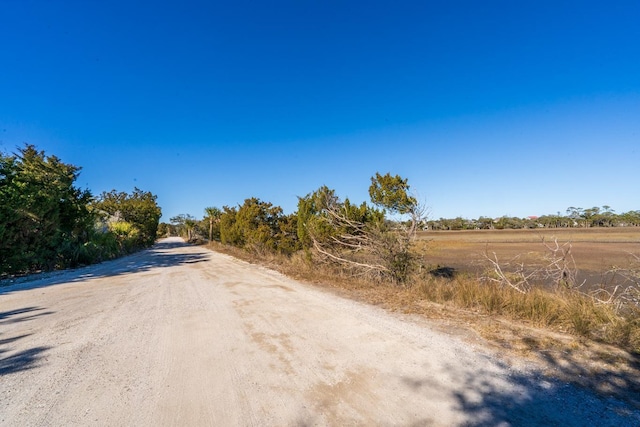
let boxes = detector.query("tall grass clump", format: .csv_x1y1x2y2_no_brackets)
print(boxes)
509,288,563,327
413,269,640,353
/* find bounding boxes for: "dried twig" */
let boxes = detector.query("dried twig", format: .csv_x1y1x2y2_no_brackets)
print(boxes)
541,237,585,289
482,250,532,294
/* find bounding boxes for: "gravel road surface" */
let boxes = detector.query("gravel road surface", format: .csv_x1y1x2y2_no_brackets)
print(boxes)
1,237,638,426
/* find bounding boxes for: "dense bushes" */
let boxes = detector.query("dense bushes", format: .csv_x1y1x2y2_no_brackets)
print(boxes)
219,198,300,255
93,188,161,248
0,144,161,277
205,173,422,283
1,145,93,274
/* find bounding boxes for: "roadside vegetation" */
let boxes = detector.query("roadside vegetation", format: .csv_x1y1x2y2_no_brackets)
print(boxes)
4,144,637,357
203,214,640,405
166,174,640,356
4,144,637,404
0,144,161,278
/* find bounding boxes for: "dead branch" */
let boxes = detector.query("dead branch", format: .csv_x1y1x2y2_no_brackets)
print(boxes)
307,197,416,282
541,237,585,289
482,250,531,294
312,239,389,273
600,252,640,308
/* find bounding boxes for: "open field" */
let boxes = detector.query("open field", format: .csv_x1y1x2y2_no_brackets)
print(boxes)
416,227,640,288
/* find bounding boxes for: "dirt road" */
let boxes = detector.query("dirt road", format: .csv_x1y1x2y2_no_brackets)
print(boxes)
1,238,637,426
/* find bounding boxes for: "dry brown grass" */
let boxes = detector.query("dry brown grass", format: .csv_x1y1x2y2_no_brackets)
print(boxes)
417,227,640,279
207,234,640,350
205,233,640,408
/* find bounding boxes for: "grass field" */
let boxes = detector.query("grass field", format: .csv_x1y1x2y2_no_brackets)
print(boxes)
416,227,640,289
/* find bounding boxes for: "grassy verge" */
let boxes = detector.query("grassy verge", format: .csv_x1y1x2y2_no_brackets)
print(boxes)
206,241,640,407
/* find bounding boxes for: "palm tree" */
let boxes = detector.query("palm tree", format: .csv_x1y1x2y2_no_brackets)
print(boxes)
204,206,221,242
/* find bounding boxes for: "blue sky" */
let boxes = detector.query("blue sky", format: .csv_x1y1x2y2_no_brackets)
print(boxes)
1,1,639,221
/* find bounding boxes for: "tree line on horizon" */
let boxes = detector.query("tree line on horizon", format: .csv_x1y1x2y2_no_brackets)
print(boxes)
427,206,640,231
0,144,161,277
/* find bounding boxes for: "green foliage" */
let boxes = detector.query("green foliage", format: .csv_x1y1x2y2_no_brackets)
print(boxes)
219,206,241,246
296,180,415,284
94,188,161,247
204,206,222,242
218,199,299,255
84,230,120,262
277,213,300,255
170,214,202,241
369,172,417,215
428,206,640,231
157,222,174,237
236,198,288,253
0,144,95,274
108,221,141,253
0,144,162,276
296,186,334,249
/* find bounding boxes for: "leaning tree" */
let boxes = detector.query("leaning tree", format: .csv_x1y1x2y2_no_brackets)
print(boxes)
298,172,425,284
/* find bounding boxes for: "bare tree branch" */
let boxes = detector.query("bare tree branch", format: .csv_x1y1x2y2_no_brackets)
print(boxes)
312,239,389,272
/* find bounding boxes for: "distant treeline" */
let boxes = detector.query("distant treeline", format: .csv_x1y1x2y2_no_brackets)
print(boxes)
427,207,640,231
0,144,161,277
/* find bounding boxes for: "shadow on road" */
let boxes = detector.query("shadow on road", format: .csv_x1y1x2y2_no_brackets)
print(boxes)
0,306,56,325
403,352,640,426
0,307,53,376
0,239,209,295
0,346,51,376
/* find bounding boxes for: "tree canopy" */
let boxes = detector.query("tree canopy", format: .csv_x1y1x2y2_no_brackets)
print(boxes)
94,188,162,247
369,172,417,216
0,145,93,274
0,144,162,277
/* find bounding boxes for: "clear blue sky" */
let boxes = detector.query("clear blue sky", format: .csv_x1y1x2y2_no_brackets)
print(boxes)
1,1,639,221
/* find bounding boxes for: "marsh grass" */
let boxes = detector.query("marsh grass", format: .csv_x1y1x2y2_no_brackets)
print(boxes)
207,239,640,353
413,270,639,351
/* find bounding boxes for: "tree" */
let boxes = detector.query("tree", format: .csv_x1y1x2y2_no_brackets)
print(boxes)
94,188,161,247
298,172,425,283
204,206,221,242
170,214,198,241
236,198,281,252
369,172,422,238
276,213,300,255
297,187,386,275
0,145,93,273
369,172,417,214
621,210,640,227
296,185,337,250
566,207,586,227
0,145,95,274
582,207,601,227
477,216,495,230
157,222,174,237
219,206,240,246
218,200,298,254
0,144,167,275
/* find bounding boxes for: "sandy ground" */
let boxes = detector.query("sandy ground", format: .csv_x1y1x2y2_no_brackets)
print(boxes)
1,237,638,426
